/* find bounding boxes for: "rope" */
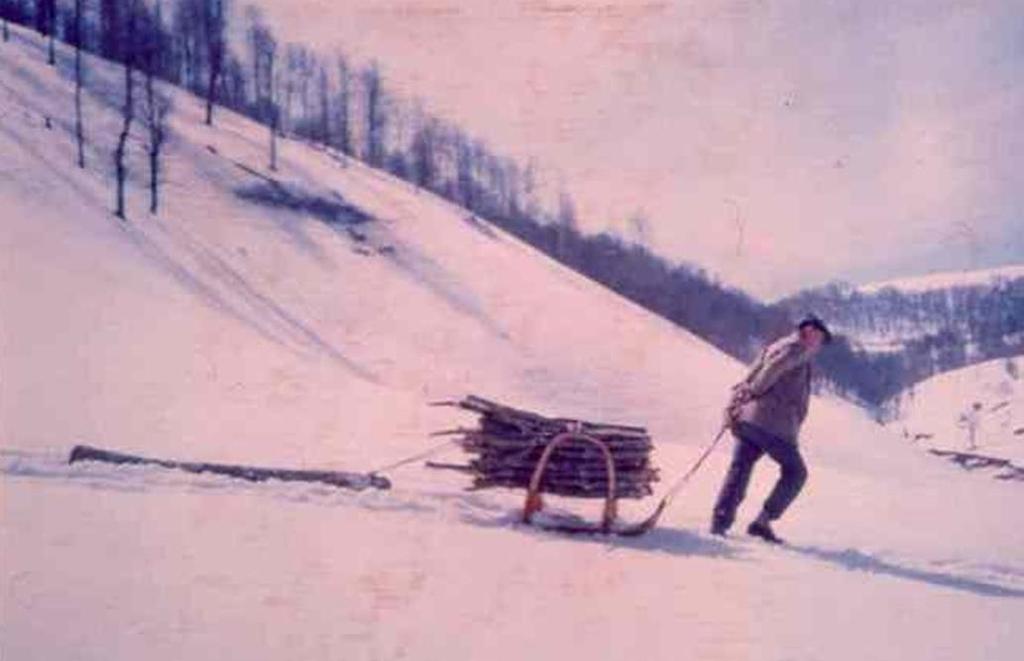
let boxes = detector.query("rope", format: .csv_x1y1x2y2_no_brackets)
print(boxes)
659,424,730,506
369,438,460,476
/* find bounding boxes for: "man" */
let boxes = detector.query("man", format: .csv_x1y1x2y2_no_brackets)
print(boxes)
957,402,982,451
711,314,832,544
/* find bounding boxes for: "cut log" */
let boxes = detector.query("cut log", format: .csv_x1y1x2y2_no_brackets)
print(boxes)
68,445,391,491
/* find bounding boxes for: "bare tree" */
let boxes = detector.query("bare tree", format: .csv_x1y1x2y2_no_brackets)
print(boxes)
499,158,522,220
249,17,278,170
555,189,578,262
113,0,137,220
280,43,296,133
72,0,85,168
334,53,352,156
1,1,28,42
316,63,330,143
362,62,386,166
454,129,476,208
140,1,171,214
517,158,541,221
2,1,10,42
244,5,265,107
99,0,120,60
142,80,171,214
410,112,439,190
201,0,226,125
482,152,512,218
384,96,412,177
297,48,315,132
282,43,313,134
219,53,246,111
267,99,279,170
243,5,280,170
35,0,55,64
171,0,201,90
267,91,279,170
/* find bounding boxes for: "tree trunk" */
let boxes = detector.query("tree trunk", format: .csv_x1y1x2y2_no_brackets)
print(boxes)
318,66,329,144
114,53,134,219
146,71,158,214
269,104,278,171
335,57,350,155
205,71,215,125
203,0,225,127
74,0,85,169
149,148,158,213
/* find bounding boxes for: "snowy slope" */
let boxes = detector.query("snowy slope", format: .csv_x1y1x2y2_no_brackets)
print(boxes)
3,25,1024,661
889,356,1024,465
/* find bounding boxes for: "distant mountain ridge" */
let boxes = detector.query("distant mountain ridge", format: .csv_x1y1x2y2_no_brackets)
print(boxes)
857,265,1024,295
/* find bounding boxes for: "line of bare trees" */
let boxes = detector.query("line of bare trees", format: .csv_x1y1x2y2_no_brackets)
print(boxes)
3,0,554,228
0,2,682,321
3,0,176,216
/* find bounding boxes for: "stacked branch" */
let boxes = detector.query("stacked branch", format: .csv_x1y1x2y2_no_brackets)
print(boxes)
433,395,658,499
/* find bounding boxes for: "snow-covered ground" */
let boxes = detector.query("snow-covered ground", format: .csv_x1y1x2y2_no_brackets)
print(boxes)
889,356,1024,466
2,25,1023,661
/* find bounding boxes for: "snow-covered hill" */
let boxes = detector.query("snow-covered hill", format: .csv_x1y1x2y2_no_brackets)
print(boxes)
858,265,1024,296
3,25,1024,661
781,265,1024,355
852,266,1024,353
888,356,1024,467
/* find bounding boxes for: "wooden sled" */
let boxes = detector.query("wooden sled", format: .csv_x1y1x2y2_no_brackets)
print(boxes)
521,424,730,537
431,395,663,536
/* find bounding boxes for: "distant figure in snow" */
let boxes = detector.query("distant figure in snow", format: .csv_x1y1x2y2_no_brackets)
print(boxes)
711,315,832,544
957,402,983,451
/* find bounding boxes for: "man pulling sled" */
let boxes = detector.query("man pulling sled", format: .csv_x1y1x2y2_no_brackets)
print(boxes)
711,314,832,544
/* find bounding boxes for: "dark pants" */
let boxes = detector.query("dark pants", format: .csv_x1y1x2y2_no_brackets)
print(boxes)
712,421,808,529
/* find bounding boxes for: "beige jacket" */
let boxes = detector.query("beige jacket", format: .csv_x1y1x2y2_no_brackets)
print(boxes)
730,332,813,443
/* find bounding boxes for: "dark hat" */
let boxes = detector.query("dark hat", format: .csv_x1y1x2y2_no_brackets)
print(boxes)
797,314,833,344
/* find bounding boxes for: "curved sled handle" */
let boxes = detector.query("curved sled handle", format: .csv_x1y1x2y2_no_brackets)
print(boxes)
522,430,618,533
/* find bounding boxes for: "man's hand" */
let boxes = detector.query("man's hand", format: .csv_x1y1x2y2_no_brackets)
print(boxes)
724,383,754,425
732,383,754,402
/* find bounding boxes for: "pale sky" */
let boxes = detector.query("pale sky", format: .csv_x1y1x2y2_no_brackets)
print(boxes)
255,0,1024,300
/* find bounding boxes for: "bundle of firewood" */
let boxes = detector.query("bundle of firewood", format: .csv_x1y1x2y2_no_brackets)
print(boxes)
431,395,658,499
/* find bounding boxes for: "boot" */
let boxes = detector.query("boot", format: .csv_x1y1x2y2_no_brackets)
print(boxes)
747,519,784,544
710,517,729,537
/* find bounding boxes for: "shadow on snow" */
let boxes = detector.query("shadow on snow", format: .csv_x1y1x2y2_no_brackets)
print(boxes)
787,543,1024,599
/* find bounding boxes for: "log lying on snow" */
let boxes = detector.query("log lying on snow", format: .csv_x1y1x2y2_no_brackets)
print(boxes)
68,445,391,491
431,395,658,498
